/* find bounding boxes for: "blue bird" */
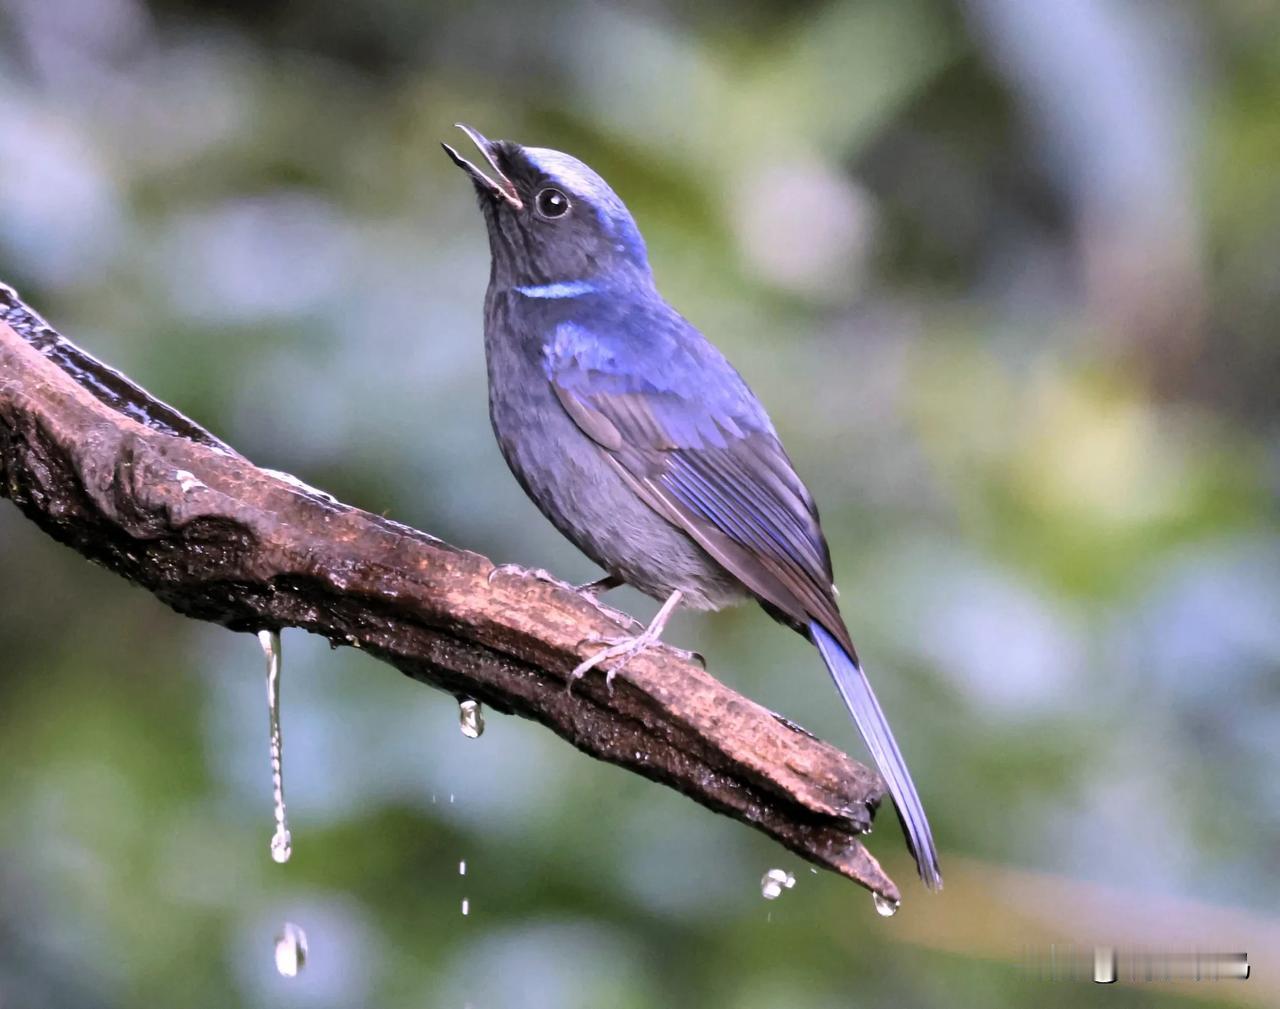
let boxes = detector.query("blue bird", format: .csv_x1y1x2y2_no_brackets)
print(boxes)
444,124,942,891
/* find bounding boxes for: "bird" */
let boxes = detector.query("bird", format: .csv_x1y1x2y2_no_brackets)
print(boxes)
443,123,942,891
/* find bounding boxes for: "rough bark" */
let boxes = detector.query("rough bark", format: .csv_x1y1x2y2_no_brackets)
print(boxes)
0,283,899,903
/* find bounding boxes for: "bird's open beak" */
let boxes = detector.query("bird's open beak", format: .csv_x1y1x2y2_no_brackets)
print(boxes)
442,123,523,210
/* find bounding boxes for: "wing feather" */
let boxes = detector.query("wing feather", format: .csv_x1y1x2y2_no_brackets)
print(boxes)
546,316,851,653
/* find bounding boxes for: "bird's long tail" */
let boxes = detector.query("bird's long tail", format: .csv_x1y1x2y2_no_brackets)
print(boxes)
811,621,943,891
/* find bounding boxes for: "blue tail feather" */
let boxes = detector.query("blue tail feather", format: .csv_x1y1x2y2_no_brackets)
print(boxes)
811,621,942,891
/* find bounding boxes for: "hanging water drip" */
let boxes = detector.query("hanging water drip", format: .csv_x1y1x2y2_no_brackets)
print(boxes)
273,922,308,977
258,629,292,864
760,868,796,900
458,698,484,738
873,893,900,917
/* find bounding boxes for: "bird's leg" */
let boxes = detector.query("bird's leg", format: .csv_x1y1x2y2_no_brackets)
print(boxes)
574,573,642,630
575,573,624,596
570,589,683,690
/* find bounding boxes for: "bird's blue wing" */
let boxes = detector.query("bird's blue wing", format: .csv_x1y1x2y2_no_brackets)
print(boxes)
544,311,846,648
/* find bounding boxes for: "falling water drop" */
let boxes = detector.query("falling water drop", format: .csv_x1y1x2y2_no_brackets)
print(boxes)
461,898,470,916
459,860,467,876
258,630,292,864
273,922,308,977
269,831,291,865
458,698,484,738
873,893,900,917
760,868,796,901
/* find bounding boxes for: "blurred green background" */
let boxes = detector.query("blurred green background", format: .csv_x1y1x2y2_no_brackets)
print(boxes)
1,0,1278,1006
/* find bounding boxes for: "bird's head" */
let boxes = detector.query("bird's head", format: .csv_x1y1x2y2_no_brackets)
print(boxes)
443,124,652,292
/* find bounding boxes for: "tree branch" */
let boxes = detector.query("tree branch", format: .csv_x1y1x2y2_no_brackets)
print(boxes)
0,282,899,903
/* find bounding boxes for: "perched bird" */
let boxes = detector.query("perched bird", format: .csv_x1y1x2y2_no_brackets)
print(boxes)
444,124,942,891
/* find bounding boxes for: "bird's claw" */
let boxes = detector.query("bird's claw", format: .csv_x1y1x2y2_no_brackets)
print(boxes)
486,563,520,585
675,646,707,669
568,631,654,692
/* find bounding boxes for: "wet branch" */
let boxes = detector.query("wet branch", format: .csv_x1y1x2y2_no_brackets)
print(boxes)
0,283,899,903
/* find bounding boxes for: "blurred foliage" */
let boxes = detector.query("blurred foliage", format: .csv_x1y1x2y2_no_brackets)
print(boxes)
1,0,1278,1006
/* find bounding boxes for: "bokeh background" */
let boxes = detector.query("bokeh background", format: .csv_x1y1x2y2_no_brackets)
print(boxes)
1,0,1278,1006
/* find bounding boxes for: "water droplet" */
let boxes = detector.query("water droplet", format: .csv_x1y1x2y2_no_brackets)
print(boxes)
258,630,292,864
270,829,292,864
760,868,796,900
459,698,484,738
458,860,467,876
449,792,455,804
873,893,900,917
273,922,308,977
461,898,470,916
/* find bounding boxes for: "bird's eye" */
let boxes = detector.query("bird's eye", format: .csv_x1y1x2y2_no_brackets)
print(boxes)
535,188,571,219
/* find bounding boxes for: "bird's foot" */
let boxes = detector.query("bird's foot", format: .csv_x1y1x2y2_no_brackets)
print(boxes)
487,563,574,591
489,566,645,633
578,635,705,674
570,631,658,691
568,590,684,692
